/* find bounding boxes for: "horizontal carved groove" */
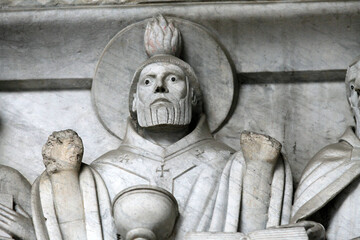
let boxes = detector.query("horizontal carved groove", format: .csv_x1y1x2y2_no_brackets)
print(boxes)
0,70,346,91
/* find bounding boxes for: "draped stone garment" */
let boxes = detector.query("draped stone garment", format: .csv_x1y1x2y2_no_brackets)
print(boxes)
31,164,116,240
91,116,293,239
291,127,360,240
0,165,31,215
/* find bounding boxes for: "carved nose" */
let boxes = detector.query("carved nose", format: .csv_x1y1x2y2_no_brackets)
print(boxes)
356,89,360,96
155,86,168,93
354,78,360,91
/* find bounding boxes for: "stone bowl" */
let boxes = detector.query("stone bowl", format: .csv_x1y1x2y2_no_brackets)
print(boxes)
112,185,179,240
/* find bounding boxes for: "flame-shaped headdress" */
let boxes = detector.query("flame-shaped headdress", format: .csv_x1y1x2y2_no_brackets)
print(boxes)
129,15,202,116
144,15,182,57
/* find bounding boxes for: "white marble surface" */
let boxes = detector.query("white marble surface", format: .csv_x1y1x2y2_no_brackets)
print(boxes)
1,2,360,81
186,227,308,240
0,90,120,183
0,1,357,187
216,81,353,185
0,4,357,240
0,165,34,239
0,0,201,8
0,0,344,9
32,163,117,240
290,61,360,240
112,186,178,239
0,81,353,186
92,16,236,138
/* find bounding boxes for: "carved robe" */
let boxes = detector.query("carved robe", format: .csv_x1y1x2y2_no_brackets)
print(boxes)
91,116,293,239
31,164,116,240
0,165,31,214
0,165,32,240
292,127,360,240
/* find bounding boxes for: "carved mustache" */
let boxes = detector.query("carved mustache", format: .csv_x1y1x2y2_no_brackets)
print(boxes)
146,93,184,106
152,98,171,104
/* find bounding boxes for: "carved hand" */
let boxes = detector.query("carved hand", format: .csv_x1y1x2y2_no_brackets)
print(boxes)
274,221,325,240
0,203,36,240
240,131,282,164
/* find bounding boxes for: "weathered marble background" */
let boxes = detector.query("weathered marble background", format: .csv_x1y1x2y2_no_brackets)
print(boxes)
217,81,353,183
0,90,121,183
0,2,359,186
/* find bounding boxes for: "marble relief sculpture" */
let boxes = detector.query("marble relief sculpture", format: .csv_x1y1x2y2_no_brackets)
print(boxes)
291,58,360,240
89,15,312,240
113,185,179,239
0,165,35,240
31,130,116,240
4,14,330,240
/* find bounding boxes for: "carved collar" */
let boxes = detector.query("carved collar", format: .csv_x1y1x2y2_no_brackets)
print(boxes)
340,127,360,161
340,127,360,148
121,115,213,159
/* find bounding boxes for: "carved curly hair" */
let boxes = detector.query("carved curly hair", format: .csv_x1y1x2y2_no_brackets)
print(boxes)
42,129,83,165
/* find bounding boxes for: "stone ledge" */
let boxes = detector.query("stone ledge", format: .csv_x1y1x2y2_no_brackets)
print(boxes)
1,1,359,82
0,0,346,9
0,70,345,91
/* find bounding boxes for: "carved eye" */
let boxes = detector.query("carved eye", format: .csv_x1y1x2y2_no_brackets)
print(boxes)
171,77,176,82
351,85,355,90
144,79,150,85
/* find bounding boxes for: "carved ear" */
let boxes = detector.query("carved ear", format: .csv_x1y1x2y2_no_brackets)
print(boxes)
132,93,137,112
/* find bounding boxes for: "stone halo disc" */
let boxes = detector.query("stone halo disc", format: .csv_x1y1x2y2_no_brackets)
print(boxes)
92,17,237,139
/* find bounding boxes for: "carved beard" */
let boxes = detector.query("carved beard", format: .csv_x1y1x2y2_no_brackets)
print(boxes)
136,94,192,128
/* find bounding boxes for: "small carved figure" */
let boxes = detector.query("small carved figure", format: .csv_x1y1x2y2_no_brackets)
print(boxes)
31,129,116,240
291,58,360,240
91,15,295,239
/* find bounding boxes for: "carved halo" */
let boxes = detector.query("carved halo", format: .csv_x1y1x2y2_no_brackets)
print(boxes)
92,16,237,139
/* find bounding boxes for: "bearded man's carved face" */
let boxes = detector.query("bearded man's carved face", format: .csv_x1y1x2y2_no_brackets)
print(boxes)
133,62,192,128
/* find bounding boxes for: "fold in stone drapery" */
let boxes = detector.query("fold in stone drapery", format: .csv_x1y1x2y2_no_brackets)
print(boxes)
92,115,293,239
291,127,360,224
31,165,116,240
175,152,292,239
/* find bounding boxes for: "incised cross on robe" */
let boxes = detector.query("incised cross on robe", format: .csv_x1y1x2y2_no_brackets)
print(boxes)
156,164,170,177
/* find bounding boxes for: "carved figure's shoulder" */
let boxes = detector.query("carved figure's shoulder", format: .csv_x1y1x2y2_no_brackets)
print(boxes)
306,142,352,169
191,140,237,170
201,139,235,154
0,165,32,215
297,141,353,186
91,147,135,165
0,165,31,190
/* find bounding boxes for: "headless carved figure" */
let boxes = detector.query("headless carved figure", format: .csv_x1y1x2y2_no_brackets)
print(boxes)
240,131,281,233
